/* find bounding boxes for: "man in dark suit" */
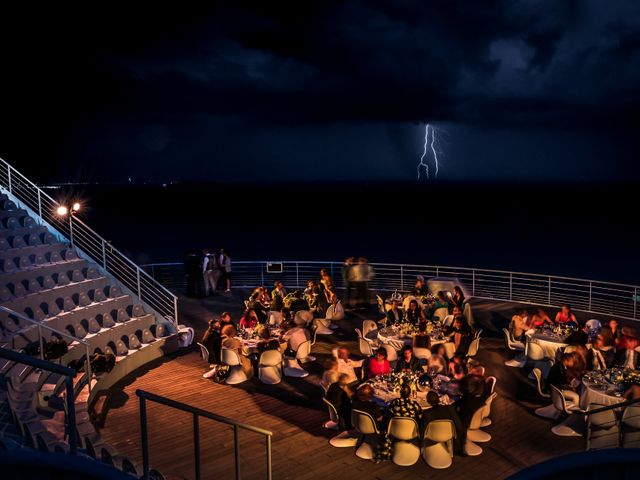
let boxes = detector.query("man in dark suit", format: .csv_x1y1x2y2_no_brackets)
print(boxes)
394,346,421,373
615,336,640,369
201,319,221,365
422,391,466,455
326,374,353,430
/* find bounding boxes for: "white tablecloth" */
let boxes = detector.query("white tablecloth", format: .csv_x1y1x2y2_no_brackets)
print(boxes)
526,333,567,360
580,380,626,410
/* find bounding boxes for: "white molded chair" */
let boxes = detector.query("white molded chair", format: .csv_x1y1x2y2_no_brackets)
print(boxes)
383,343,399,363
422,419,455,469
621,404,640,448
322,397,339,430
479,391,497,428
352,410,379,459
197,342,210,362
267,311,282,327
362,320,378,339
376,295,386,315
413,348,431,360
549,385,584,437
442,315,455,327
402,295,417,312
433,308,449,323
358,337,374,357
294,310,314,327
503,328,526,368
323,398,359,447
467,395,494,444
298,338,316,363
314,317,333,335
258,350,283,385
586,403,619,450
221,348,248,385
326,301,345,321
466,337,480,358
387,417,420,466
283,341,311,377
532,367,550,399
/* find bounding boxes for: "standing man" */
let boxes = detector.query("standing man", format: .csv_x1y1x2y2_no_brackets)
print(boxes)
216,248,232,292
202,249,218,296
342,257,354,309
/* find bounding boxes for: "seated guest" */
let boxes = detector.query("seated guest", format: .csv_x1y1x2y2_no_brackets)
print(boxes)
624,382,640,401
321,359,341,391
366,347,391,378
335,347,363,384
411,278,428,296
456,375,486,429
256,325,280,353
394,346,421,373
386,300,404,325
547,352,581,404
434,291,449,311
247,291,268,323
388,383,422,420
421,391,466,455
450,317,472,356
427,353,448,375
270,281,287,311
281,322,310,357
219,311,234,328
239,309,259,330
587,335,612,370
413,322,431,349
405,299,425,324
448,354,468,380
303,280,319,308
555,304,577,325
531,308,552,328
510,309,530,341
352,384,383,424
615,335,640,369
326,374,353,429
565,325,589,347
201,319,222,365
450,286,465,311
220,325,253,377
609,319,624,345
287,290,311,314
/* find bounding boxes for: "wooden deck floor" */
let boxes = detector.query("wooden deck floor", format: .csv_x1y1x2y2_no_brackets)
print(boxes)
98,294,583,479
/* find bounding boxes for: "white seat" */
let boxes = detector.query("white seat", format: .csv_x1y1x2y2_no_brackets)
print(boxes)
283,341,311,377
362,320,378,339
351,410,379,460
479,391,497,428
322,398,358,447
442,315,455,327
413,348,431,360
322,397,340,430
532,367,550,399
376,295,386,315
267,311,282,327
503,328,526,367
433,307,449,323
358,337,374,357
221,348,248,385
258,350,283,384
549,385,584,437
587,403,619,450
325,301,345,321
466,394,494,444
621,404,640,448
388,417,420,466
422,419,455,469
383,343,399,363
466,337,480,358
294,310,314,327
314,317,333,335
196,342,210,362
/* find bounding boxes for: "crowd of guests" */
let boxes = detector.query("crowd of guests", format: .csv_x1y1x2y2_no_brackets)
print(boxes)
322,343,491,462
184,248,232,297
510,305,640,401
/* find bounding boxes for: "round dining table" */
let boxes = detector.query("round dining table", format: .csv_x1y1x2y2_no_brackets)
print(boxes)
366,374,458,409
525,330,568,360
580,378,627,410
376,325,455,358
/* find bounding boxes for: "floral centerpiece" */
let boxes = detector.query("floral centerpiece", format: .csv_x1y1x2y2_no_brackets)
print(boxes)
552,324,575,338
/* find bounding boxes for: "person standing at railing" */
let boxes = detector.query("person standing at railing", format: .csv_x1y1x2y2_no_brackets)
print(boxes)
342,257,355,309
202,249,218,296
351,258,374,311
215,248,232,292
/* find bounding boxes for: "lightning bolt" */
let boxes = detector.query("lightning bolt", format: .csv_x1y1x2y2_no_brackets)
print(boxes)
416,123,441,180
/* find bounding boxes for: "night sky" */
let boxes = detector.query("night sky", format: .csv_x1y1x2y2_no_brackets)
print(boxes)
1,1,639,184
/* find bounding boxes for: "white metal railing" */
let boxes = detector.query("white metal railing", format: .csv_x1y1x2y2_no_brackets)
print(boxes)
0,305,93,394
0,156,178,325
142,260,639,321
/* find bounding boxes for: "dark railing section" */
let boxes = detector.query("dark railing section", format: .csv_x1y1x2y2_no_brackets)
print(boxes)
136,389,273,480
0,348,78,455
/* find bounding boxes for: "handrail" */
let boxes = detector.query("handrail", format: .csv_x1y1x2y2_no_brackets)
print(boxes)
0,156,179,325
585,396,640,415
135,389,272,480
141,260,640,321
0,305,93,395
0,347,78,455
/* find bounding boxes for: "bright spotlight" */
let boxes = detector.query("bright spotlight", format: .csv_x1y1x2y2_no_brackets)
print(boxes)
72,202,81,212
56,206,68,216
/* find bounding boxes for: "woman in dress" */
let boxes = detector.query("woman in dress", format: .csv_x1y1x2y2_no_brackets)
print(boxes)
450,286,465,311
555,304,577,325
366,347,392,378
405,299,425,325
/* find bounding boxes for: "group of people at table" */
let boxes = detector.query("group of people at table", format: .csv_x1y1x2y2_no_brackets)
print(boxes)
509,304,640,403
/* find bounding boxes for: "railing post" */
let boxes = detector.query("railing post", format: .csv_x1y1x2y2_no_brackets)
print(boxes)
140,396,150,479
193,413,201,480
7,165,11,193
37,189,42,219
37,325,44,360
400,265,404,291
634,287,638,320
174,296,179,326
69,216,74,246
266,434,272,480
137,266,142,299
589,282,592,312
260,263,264,286
472,270,476,296
234,424,241,480
296,262,299,288
101,239,107,270
548,277,552,305
436,266,439,277
65,375,78,456
85,344,92,395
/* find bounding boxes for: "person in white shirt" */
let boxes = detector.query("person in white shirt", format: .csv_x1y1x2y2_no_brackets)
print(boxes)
333,346,363,384
282,323,310,356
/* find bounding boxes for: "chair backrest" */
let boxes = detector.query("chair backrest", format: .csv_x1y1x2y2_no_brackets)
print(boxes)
550,385,570,414
482,392,498,421
442,315,455,327
387,417,419,441
466,337,480,357
503,328,514,350
469,398,488,429
527,342,546,361
424,419,455,443
221,348,241,366
622,404,640,429
351,409,378,435
75,323,87,339
117,308,129,323
132,304,145,317
474,329,483,339
71,269,84,283
362,320,378,337
354,328,364,339
433,307,449,323
376,295,385,314
294,310,314,326
267,311,282,326
322,397,339,423
197,342,209,361
296,340,312,360
259,349,283,367
384,343,399,362
532,368,547,397
358,337,373,357
62,296,75,312
402,295,416,312
485,376,497,394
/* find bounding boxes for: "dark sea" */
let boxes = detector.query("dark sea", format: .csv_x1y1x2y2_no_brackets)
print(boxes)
51,182,640,286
